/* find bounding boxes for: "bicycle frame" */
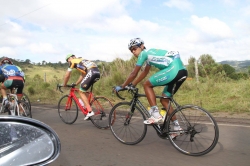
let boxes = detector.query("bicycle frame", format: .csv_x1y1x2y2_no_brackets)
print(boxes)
120,87,183,136
66,87,93,115
63,85,107,116
8,93,21,116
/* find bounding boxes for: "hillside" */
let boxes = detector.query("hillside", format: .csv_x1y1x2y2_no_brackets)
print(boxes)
24,65,65,82
219,60,250,71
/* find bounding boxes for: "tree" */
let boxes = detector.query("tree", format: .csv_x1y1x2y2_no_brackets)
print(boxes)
186,56,196,77
222,64,235,76
25,59,31,64
198,54,223,78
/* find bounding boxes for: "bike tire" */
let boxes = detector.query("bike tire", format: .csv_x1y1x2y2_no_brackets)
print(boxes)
20,100,32,118
58,95,78,124
90,96,113,129
22,92,31,112
109,102,147,145
166,105,219,156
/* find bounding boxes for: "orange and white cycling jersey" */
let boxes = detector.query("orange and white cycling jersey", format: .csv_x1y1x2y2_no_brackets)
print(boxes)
67,58,97,74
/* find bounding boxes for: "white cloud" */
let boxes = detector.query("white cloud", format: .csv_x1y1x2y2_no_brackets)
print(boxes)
189,15,234,42
28,43,58,54
163,0,193,11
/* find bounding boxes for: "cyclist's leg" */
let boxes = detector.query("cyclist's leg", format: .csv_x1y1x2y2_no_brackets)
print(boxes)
80,68,100,120
0,74,5,102
15,80,25,114
1,79,13,107
143,69,173,124
161,69,187,119
161,69,187,137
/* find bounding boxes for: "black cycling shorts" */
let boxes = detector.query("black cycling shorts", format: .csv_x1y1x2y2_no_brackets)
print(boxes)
4,79,24,95
80,67,100,91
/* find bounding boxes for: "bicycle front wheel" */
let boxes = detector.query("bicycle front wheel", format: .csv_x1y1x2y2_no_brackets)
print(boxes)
90,96,113,129
109,102,147,145
58,95,78,124
167,105,219,156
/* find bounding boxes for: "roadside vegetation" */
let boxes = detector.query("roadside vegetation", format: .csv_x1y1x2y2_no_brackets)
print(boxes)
6,55,250,116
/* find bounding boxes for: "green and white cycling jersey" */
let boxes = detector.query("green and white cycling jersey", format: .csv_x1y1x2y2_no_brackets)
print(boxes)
136,48,187,97
136,48,186,70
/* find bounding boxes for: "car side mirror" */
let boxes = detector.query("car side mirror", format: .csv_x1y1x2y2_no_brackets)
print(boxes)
0,116,60,166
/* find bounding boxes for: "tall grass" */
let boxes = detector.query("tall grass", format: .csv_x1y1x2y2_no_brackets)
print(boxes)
24,59,250,115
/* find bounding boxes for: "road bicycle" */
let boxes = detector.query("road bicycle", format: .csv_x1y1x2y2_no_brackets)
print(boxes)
57,83,114,129
0,91,31,113
0,88,31,117
109,77,219,156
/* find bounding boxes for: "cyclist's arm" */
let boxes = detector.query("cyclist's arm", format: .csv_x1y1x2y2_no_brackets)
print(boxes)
75,73,84,85
132,64,150,86
63,70,71,86
121,65,141,88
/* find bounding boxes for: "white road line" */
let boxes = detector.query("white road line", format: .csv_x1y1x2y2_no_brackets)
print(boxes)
218,123,250,128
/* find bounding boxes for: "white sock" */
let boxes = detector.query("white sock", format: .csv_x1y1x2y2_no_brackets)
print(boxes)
173,120,179,126
152,107,161,118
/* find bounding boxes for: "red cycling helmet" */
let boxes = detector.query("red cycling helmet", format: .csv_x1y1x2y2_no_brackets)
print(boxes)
0,58,13,65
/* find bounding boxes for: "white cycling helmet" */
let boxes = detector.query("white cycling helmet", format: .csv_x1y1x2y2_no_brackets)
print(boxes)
128,38,144,50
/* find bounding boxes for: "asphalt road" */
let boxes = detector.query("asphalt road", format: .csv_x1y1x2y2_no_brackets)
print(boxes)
31,105,250,166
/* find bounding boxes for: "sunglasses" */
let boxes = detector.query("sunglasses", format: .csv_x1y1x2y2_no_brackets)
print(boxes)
130,46,139,52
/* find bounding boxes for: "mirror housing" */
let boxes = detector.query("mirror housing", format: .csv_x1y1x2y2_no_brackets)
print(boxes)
0,116,61,166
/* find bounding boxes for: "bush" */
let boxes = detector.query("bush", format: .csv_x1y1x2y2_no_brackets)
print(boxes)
28,87,35,95
42,82,50,89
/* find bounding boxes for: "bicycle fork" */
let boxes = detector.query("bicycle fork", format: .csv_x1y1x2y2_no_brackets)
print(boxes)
124,100,137,125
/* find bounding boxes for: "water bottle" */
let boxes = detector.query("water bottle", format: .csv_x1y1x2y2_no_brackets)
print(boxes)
160,108,166,119
79,98,84,107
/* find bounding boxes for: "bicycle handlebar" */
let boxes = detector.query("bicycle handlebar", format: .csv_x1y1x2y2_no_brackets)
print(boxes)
112,86,137,100
57,83,76,93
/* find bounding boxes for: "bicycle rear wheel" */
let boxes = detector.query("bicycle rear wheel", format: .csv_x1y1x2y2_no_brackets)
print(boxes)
90,96,113,129
109,102,147,145
22,92,31,113
58,95,78,124
167,105,219,156
20,100,32,118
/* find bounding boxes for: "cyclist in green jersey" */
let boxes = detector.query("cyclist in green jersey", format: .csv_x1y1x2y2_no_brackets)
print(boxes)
114,38,188,126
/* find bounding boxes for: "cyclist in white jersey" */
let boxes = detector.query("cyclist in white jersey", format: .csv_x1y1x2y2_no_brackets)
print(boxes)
114,38,188,126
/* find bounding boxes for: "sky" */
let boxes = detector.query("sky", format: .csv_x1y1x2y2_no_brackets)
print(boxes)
0,0,249,64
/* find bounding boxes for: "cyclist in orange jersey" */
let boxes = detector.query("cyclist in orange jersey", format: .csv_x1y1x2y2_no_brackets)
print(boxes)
63,54,100,120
